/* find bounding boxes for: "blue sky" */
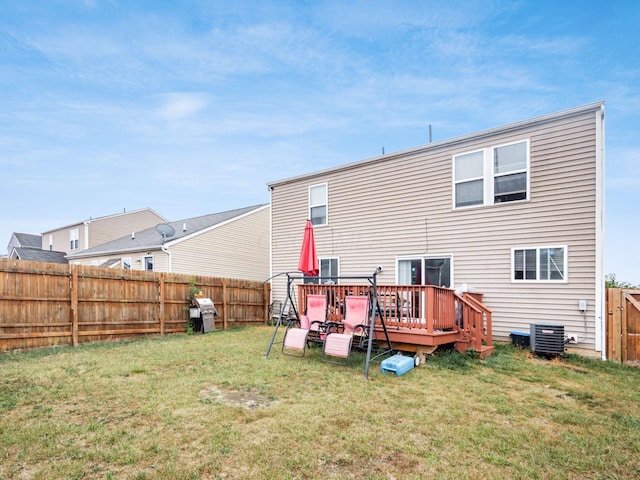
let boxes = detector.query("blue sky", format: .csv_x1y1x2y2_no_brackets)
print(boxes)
1,1,638,284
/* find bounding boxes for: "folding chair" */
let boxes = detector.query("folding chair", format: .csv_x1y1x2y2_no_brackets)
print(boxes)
322,295,370,365
302,294,329,347
282,315,310,357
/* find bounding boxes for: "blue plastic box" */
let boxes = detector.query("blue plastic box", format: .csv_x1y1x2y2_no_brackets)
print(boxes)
510,331,530,348
381,354,414,376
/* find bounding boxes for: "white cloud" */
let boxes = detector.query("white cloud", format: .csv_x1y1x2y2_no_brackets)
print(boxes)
154,93,210,120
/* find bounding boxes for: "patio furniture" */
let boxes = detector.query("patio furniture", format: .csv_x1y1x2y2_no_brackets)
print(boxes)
282,315,310,357
322,295,370,365
303,293,329,346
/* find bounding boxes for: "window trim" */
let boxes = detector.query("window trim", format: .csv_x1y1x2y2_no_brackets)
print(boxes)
69,229,79,251
453,139,530,209
319,257,339,283
396,255,454,288
144,256,154,272
309,182,328,226
511,245,568,283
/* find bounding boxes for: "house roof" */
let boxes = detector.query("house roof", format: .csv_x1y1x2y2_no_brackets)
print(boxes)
267,101,605,188
12,247,68,264
66,204,268,258
12,232,42,249
41,207,167,234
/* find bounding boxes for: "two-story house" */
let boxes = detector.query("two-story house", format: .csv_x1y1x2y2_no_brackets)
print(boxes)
66,204,270,282
41,208,166,255
268,102,605,358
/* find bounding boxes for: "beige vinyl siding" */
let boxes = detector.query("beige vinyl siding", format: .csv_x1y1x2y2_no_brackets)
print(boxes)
88,210,165,248
170,206,270,281
44,223,83,254
271,105,602,352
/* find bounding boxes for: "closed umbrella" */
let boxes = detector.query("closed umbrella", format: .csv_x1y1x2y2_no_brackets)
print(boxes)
298,220,319,277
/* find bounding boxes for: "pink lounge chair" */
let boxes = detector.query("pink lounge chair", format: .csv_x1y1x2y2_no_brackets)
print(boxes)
282,314,310,357
322,295,370,365
282,294,328,357
302,294,329,346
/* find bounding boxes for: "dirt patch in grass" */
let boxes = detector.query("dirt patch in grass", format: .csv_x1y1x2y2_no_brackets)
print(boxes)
199,385,276,410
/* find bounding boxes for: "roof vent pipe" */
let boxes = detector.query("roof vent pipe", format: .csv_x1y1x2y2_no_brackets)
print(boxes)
131,232,135,240
183,223,187,232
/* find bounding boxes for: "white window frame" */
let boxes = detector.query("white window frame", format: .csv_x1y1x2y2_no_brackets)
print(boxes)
453,139,530,209
122,257,132,270
144,256,154,271
396,255,454,288
511,245,568,283
319,257,339,283
309,183,328,226
69,229,79,250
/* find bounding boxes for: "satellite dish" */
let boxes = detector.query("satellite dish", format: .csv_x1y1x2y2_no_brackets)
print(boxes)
155,223,175,244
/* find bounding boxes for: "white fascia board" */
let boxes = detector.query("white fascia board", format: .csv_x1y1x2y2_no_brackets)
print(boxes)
66,245,163,259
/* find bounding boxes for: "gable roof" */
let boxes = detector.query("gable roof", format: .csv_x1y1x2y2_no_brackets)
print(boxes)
11,247,68,264
66,204,268,258
12,233,42,249
41,207,167,234
267,101,605,188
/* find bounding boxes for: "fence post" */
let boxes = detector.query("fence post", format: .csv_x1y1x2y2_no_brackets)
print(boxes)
222,279,228,330
263,282,271,324
71,265,79,347
159,273,166,336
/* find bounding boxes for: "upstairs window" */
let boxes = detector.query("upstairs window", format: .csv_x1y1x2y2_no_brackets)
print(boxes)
69,229,79,250
309,183,327,226
494,141,527,203
454,140,529,208
513,246,566,282
454,150,484,207
144,256,154,271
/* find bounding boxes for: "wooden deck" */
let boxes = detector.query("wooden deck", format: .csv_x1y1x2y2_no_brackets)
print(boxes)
298,283,493,359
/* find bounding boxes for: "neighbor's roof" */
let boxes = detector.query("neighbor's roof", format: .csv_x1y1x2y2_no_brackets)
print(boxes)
12,232,42,249
12,247,68,264
41,207,167,234
66,204,268,258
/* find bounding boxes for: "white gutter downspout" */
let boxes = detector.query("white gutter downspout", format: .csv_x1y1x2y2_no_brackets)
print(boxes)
595,103,606,359
162,246,172,273
83,221,90,250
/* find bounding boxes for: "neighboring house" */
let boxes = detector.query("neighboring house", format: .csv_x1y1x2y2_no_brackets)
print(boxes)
66,205,270,282
6,232,68,264
268,102,605,358
41,208,167,255
7,232,42,252
10,248,68,264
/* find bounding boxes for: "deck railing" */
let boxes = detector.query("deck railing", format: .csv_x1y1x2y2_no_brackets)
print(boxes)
297,283,491,350
455,291,493,351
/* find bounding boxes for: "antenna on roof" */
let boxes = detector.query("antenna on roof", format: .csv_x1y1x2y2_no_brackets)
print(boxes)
155,223,175,244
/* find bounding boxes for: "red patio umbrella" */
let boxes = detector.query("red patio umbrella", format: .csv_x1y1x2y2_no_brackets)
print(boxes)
298,220,319,277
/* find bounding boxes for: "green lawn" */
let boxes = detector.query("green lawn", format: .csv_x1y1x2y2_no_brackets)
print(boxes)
1,326,639,479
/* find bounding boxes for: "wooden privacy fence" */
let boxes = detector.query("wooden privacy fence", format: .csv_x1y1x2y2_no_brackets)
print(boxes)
0,259,270,352
607,288,640,366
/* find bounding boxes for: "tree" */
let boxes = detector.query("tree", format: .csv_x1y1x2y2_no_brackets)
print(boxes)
605,273,637,289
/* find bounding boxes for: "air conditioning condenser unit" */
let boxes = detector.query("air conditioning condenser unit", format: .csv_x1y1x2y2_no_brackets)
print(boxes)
530,323,565,355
